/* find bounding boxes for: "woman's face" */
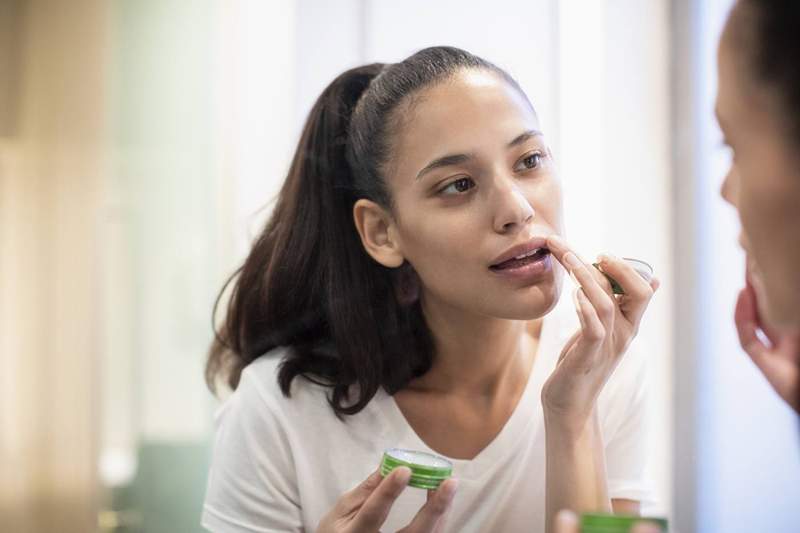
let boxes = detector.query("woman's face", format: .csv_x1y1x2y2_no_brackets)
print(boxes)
383,69,564,321
717,7,800,331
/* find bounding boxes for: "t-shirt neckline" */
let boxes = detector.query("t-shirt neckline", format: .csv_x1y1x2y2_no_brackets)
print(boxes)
376,316,557,481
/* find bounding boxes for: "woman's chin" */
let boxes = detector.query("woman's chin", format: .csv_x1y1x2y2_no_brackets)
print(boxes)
490,284,561,321
747,267,790,331
758,288,798,332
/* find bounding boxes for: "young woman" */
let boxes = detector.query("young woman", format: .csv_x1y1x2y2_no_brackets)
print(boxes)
201,47,658,533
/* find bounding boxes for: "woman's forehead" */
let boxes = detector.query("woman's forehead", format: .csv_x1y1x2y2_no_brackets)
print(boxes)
392,71,540,158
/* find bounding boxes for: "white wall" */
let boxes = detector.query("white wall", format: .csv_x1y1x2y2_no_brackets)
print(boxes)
594,0,673,517
224,0,298,259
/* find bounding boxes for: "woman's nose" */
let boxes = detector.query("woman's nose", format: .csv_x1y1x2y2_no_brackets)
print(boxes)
492,178,535,233
720,165,737,207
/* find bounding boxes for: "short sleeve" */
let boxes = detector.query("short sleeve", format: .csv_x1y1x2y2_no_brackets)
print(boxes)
201,366,304,533
601,343,655,505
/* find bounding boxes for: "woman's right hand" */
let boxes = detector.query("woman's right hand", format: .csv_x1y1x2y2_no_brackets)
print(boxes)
542,236,659,435
316,467,458,533
735,280,800,414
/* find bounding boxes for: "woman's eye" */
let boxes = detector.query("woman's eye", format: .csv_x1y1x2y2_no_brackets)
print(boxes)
440,177,475,195
517,152,543,171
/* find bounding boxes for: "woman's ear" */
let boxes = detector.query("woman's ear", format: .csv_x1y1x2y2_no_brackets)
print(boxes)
353,199,405,268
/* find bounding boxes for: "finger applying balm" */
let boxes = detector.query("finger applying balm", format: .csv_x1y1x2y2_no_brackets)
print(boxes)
545,235,654,295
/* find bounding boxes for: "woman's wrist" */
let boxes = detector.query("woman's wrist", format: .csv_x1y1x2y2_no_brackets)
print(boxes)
543,406,597,442
544,407,610,533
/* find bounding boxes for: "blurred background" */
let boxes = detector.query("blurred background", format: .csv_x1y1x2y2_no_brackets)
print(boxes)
1,0,798,532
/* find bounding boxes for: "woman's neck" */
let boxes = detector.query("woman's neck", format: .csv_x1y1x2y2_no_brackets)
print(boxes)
411,294,543,399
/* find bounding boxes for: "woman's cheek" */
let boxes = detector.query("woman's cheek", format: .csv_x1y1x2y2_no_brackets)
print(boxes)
528,177,563,226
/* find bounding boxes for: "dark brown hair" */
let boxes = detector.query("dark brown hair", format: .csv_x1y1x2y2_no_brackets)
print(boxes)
206,46,524,417
738,0,800,142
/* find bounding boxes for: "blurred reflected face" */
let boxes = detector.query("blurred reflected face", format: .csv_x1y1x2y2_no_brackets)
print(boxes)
717,9,800,330
384,69,564,320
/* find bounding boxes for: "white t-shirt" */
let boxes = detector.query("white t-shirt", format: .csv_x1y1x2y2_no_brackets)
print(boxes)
202,299,652,532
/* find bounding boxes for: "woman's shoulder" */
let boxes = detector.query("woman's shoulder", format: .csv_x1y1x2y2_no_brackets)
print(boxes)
220,347,392,435
234,347,333,414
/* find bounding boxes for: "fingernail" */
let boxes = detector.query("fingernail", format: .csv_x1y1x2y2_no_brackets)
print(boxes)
598,253,615,264
547,234,566,248
394,466,411,485
555,509,578,527
563,251,582,269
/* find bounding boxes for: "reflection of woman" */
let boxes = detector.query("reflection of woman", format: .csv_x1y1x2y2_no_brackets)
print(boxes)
201,47,658,533
555,1,800,532
718,0,800,414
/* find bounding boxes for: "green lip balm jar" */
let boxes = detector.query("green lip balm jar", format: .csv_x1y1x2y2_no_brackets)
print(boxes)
379,448,453,490
580,513,668,533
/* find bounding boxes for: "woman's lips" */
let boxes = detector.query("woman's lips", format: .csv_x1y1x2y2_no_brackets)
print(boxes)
491,248,550,270
489,249,553,282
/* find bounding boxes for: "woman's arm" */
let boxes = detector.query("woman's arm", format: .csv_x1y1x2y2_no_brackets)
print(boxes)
545,408,611,527
543,236,658,533
545,405,644,522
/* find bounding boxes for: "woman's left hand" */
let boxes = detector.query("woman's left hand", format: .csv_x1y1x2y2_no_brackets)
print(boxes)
541,235,659,434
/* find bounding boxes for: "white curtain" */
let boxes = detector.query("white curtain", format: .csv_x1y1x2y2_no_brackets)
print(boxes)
0,1,109,530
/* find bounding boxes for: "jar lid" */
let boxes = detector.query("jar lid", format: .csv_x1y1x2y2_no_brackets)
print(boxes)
580,513,668,533
380,448,453,490
621,257,654,283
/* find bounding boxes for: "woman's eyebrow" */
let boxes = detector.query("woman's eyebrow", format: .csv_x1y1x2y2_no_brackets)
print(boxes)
416,153,473,181
415,130,543,181
508,129,543,147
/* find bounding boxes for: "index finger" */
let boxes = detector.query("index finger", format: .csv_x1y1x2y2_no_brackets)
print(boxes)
547,235,616,327
547,236,613,292
352,467,411,531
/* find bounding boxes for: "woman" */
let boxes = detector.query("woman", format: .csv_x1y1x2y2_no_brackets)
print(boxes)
718,0,800,414
201,47,658,533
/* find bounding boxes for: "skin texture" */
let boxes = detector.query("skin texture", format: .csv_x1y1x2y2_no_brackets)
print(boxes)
718,2,800,413
320,69,657,533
